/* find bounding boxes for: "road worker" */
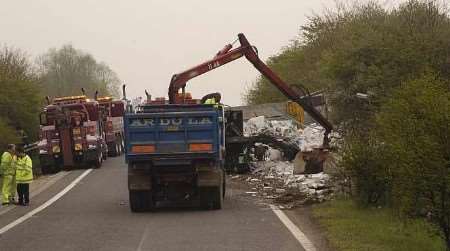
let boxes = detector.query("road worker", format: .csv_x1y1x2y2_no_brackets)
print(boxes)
1,144,16,205
15,146,33,206
202,93,222,108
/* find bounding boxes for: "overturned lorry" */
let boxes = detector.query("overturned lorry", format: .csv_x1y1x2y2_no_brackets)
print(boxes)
38,95,108,174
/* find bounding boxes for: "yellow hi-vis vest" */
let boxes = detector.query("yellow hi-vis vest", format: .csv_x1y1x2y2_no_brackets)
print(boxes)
15,155,33,184
1,152,16,176
204,98,223,109
204,98,216,105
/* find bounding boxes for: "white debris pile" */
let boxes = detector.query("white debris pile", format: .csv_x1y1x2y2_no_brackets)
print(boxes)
247,161,334,207
244,116,325,152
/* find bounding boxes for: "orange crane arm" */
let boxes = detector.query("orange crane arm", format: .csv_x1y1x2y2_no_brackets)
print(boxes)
168,33,333,146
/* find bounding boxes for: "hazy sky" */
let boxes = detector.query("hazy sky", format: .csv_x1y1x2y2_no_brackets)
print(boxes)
0,0,401,105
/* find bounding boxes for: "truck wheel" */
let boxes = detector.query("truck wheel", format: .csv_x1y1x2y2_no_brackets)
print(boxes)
212,185,224,210
223,176,226,198
116,142,121,156
199,186,223,210
120,138,125,153
93,152,103,169
108,143,117,157
129,190,154,212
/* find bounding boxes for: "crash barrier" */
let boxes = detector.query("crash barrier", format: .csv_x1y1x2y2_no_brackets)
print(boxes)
24,142,39,153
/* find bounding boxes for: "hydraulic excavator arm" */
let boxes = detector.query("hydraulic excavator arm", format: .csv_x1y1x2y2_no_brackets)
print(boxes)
168,33,333,146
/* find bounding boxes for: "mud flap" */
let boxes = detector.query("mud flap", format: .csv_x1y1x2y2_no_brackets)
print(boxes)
197,167,223,188
128,164,152,191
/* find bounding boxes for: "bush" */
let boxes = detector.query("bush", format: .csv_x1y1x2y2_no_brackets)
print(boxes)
375,75,450,247
0,46,41,147
340,134,392,205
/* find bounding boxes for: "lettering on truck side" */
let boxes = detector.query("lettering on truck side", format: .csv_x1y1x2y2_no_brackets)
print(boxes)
129,117,213,127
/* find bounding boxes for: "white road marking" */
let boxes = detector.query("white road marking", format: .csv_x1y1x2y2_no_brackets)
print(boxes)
136,223,150,251
0,171,71,216
0,169,93,235
270,205,317,251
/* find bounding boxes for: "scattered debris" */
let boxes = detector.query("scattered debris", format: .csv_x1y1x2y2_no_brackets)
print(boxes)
275,188,286,194
238,116,337,208
242,160,334,208
244,116,325,152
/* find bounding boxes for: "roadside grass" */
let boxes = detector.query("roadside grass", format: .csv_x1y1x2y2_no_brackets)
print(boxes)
312,198,446,251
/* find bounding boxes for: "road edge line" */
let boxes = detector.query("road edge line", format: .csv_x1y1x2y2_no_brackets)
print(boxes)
270,205,317,251
0,169,93,235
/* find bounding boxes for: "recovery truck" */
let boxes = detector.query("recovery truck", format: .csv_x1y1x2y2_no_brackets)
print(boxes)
38,95,108,174
96,93,126,157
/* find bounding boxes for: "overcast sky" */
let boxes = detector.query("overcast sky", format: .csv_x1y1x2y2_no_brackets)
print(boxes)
0,0,403,105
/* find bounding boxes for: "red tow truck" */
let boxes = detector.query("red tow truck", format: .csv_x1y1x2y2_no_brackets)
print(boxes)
96,95,125,157
38,95,108,174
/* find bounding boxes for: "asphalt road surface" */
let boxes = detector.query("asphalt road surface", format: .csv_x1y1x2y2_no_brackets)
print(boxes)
0,157,307,251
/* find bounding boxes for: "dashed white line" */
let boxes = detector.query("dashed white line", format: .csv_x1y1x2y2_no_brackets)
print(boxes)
270,205,317,251
0,169,93,235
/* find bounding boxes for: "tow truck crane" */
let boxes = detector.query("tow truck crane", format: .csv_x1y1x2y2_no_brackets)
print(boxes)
168,33,333,148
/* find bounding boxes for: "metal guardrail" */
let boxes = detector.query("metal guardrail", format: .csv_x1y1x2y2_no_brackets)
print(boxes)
24,142,39,153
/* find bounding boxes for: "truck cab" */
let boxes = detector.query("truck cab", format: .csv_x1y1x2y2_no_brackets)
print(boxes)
124,101,225,212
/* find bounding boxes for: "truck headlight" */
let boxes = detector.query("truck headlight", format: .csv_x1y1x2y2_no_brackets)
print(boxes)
74,143,83,151
52,145,60,153
39,149,48,154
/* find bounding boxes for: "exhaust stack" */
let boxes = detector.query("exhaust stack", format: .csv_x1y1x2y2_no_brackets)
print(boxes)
122,84,127,100
145,90,151,101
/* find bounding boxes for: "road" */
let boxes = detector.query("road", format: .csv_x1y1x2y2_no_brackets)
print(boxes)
0,157,308,251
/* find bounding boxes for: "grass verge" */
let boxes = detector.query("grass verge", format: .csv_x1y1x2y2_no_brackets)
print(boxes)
312,198,445,251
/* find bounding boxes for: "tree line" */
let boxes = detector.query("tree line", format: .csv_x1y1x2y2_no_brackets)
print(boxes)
0,44,121,149
245,0,450,248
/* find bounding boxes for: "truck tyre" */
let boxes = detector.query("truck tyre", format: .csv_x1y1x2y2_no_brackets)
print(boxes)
223,176,226,198
199,186,223,210
212,185,223,210
120,137,125,153
108,143,118,157
116,142,121,156
93,152,103,169
129,190,154,212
